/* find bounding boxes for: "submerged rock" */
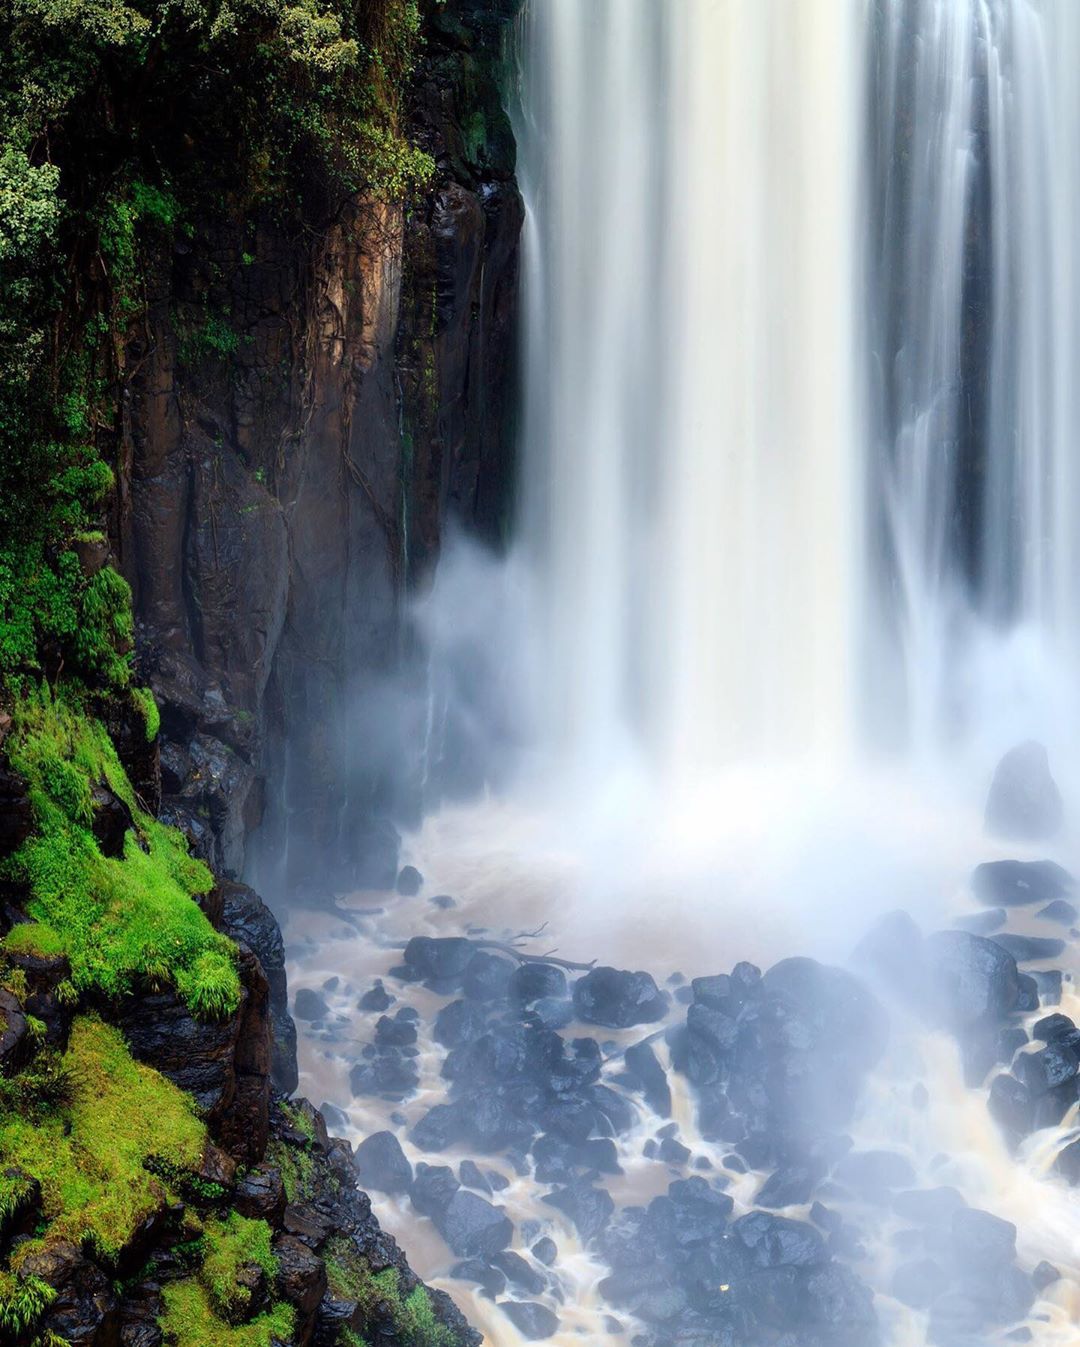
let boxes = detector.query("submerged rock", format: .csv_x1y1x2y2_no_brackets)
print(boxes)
972,858,1073,907
294,988,330,1021
984,742,1064,840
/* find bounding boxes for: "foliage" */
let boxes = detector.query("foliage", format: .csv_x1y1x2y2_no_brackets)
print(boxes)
0,1170,38,1227
5,682,240,1016
199,1212,277,1320
0,1016,207,1264
158,1279,294,1347
1,921,65,958
0,1273,55,1338
324,1238,456,1347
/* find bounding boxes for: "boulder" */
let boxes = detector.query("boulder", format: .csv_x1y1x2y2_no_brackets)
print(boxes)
396,865,423,895
500,1301,559,1339
359,981,393,1012
924,931,1019,1030
450,1259,506,1298
541,1182,614,1243
354,1131,413,1195
273,1233,327,1320
235,1163,287,1225
433,999,489,1048
19,1240,120,1345
972,859,1073,907
410,1164,461,1217
509,963,568,1004
992,934,1065,962
985,742,1063,839
294,988,329,1021
0,762,33,857
375,1013,417,1048
1037,898,1078,925
403,936,475,984
624,1040,671,1117
492,1250,545,1295
951,1207,1016,1273
434,1189,513,1259
219,881,297,1094
732,1212,828,1268
463,951,514,1002
531,1237,557,1266
572,967,668,1029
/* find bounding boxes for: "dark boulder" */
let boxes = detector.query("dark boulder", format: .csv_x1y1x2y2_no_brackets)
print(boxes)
410,1102,469,1152
450,1259,506,1298
274,1233,327,1320
988,1073,1035,1144
396,865,423,895
433,999,489,1049
733,1212,827,1269
1037,898,1077,925
993,934,1065,962
492,1250,545,1296
19,1240,120,1345
985,742,1063,840
463,951,514,1002
403,936,475,984
531,1237,557,1266
572,967,668,1029
0,762,33,857
235,1163,287,1225
530,997,574,1030
951,1207,1016,1273
410,1164,461,1217
294,988,329,1021
354,1131,413,1195
509,963,568,1004
541,1183,614,1243
756,1161,825,1208
219,881,297,1094
1054,1137,1080,1184
375,1013,418,1048
4,945,74,1049
500,1301,559,1340
359,981,393,1012
624,1040,671,1117
434,1190,513,1259
924,930,1019,1029
973,858,1073,907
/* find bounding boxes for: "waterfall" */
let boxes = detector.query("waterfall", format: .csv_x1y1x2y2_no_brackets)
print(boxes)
867,0,1080,759
516,0,863,786
515,0,1080,787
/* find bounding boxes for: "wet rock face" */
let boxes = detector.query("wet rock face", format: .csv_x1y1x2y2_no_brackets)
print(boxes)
120,0,524,891
924,930,1020,1031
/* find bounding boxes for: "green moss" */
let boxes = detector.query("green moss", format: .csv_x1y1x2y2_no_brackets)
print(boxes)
0,1016,207,1265
6,683,240,1017
340,1332,370,1347
0,1170,37,1226
131,685,161,742
200,1212,277,1321
159,1280,294,1347
1,921,64,958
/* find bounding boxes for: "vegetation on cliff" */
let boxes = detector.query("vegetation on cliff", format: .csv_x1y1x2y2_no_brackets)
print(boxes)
0,3,460,1345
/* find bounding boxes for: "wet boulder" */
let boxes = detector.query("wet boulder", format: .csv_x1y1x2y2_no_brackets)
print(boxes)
541,1182,614,1243
434,1189,513,1259
509,962,568,1004
294,988,329,1021
492,1250,545,1296
274,1233,327,1321
973,859,1073,907
375,1012,417,1048
353,1131,413,1195
733,1212,828,1269
0,762,33,857
463,951,514,1002
403,936,476,985
410,1163,461,1217
624,1040,671,1117
924,930,1019,1030
410,1102,469,1152
572,967,668,1029
450,1259,506,1298
951,1207,1016,1274
359,981,393,1012
992,933,1065,962
235,1163,287,1225
985,742,1063,839
19,1240,120,1345
681,1002,738,1087
434,998,489,1049
396,865,423,895
501,1300,559,1340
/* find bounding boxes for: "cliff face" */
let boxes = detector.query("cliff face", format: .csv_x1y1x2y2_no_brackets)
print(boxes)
118,0,523,896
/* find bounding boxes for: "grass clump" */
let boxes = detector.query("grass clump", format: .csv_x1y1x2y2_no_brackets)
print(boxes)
0,1015,207,1264
5,683,240,1017
0,1272,55,1338
1,922,64,958
324,1239,455,1347
0,1169,37,1226
266,1140,314,1205
199,1212,277,1321
158,1280,294,1347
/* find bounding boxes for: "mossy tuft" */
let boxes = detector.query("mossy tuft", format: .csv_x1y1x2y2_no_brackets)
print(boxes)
158,1279,294,1347
199,1211,277,1321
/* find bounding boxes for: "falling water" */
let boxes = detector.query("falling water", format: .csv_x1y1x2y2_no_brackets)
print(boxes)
867,0,1080,760
518,0,1080,783
517,0,862,784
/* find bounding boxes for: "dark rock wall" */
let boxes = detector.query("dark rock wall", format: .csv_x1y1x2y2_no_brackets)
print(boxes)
116,0,523,896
